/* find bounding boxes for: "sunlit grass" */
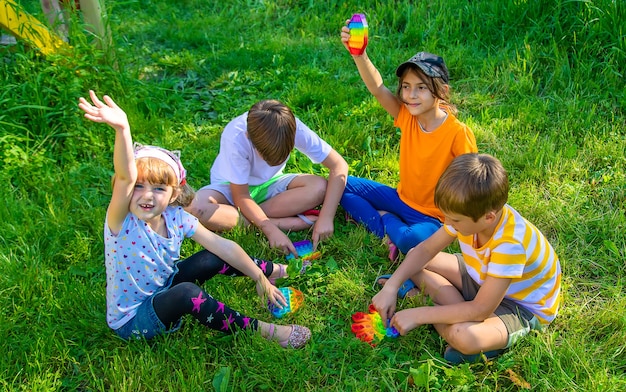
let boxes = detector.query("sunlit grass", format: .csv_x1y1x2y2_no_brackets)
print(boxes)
0,0,624,390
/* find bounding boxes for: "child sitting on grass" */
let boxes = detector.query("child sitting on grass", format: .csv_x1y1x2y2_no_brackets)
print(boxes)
187,99,348,257
339,19,478,263
373,153,561,364
79,90,310,348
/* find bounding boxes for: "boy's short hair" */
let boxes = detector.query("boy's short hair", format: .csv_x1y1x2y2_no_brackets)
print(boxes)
435,153,509,221
247,100,296,166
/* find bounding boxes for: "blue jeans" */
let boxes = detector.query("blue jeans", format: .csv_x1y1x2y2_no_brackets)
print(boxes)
340,175,441,254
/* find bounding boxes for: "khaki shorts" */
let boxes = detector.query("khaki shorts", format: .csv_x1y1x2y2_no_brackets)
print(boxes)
456,254,542,348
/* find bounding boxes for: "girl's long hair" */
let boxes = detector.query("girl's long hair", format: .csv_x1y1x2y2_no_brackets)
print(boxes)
395,66,458,116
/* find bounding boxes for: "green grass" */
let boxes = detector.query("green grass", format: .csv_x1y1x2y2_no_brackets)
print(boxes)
1,0,625,390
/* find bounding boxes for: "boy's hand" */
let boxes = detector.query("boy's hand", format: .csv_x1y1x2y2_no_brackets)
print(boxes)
78,90,129,132
311,216,334,250
264,225,297,257
372,287,397,327
390,308,422,336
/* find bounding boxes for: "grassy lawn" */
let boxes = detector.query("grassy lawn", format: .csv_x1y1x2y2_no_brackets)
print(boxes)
1,0,624,390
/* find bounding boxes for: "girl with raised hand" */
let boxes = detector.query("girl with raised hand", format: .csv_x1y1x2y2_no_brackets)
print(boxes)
78,90,310,348
340,18,478,265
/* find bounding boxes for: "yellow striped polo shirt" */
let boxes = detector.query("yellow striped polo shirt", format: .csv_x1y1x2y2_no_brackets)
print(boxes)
444,204,561,325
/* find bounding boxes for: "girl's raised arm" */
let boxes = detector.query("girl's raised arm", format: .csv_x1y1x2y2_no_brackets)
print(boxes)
341,21,401,118
78,90,136,234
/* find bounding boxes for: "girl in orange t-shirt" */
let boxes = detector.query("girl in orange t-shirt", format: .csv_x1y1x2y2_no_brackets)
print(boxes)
339,20,477,261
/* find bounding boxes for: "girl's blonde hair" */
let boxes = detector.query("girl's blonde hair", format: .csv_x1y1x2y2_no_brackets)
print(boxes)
135,157,195,207
111,150,196,207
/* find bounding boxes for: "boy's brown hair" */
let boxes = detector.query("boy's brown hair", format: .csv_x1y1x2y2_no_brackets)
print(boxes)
435,153,509,221
247,100,296,166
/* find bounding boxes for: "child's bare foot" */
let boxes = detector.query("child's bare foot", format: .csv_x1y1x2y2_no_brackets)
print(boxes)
269,261,311,285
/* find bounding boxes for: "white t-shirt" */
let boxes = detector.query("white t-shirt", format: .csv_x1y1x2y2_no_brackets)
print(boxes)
209,112,332,186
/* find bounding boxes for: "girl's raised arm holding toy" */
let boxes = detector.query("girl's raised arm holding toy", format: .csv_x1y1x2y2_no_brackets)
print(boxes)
340,17,478,265
78,90,310,348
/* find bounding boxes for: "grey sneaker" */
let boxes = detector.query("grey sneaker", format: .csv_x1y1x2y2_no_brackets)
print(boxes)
444,345,504,365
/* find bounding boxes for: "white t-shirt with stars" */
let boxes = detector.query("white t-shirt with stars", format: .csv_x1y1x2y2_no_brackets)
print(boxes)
103,206,198,330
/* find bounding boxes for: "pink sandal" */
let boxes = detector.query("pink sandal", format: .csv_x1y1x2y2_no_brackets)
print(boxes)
269,262,311,285
269,264,287,285
344,211,358,226
268,324,311,349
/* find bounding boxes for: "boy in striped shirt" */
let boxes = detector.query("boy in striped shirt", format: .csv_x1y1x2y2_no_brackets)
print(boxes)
373,153,561,364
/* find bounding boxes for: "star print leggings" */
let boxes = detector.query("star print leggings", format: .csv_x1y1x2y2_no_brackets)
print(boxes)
115,250,276,340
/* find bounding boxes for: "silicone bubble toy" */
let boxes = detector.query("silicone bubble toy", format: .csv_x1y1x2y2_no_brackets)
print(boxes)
351,304,399,345
286,240,321,261
268,287,304,318
347,13,368,55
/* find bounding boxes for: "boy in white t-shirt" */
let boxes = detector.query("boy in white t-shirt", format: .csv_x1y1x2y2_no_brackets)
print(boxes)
187,100,348,257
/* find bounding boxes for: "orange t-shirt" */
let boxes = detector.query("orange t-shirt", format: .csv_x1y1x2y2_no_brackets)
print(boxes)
394,105,477,222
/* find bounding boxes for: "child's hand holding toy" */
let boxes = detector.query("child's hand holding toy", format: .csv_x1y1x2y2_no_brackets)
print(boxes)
351,304,399,346
347,13,368,55
286,240,321,262
268,287,304,318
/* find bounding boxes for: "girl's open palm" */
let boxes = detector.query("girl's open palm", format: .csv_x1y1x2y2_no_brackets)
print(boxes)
78,90,129,132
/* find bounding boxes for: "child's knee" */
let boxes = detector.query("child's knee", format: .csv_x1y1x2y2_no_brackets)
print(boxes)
186,200,240,231
441,324,482,354
172,282,203,299
185,198,205,217
308,176,327,202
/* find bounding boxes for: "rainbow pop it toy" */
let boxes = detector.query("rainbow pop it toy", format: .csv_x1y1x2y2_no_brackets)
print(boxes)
286,240,321,261
268,287,305,318
347,13,368,55
351,304,399,345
